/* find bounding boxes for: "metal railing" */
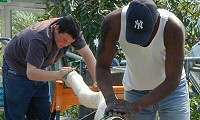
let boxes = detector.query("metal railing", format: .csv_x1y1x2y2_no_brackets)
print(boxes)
185,57,200,94
0,37,10,45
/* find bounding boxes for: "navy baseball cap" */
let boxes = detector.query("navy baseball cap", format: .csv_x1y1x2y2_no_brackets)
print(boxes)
126,0,158,46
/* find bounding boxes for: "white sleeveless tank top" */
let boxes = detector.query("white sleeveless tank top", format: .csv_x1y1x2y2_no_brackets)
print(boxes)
119,6,186,91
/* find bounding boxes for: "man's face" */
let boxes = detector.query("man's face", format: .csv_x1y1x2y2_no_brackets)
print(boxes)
54,25,75,48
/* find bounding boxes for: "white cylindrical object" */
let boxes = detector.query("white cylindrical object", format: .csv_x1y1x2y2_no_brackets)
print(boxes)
63,71,106,119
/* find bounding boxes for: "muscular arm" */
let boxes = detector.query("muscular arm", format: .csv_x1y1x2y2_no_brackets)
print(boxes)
96,10,121,103
134,14,185,112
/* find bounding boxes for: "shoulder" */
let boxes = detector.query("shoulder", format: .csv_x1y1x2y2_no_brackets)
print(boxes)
164,13,185,47
105,9,122,20
101,9,122,38
166,14,185,33
71,32,86,50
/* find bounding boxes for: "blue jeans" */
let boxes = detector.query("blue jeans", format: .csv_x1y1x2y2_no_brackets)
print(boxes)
2,59,51,120
125,79,190,120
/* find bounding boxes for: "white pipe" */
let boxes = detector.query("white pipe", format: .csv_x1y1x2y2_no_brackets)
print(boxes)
63,71,123,120
63,71,105,119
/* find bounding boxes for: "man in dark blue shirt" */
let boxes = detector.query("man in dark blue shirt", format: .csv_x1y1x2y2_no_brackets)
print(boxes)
3,15,96,119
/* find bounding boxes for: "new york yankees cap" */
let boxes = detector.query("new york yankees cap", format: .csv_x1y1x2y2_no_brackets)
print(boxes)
126,0,158,46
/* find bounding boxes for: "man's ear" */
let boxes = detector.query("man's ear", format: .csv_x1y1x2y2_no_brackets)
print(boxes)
54,25,59,31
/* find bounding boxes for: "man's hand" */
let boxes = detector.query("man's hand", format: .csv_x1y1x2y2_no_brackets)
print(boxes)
57,67,75,80
92,81,99,90
105,99,137,119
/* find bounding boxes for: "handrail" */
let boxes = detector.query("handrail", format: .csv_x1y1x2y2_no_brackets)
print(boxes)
0,37,11,46
65,51,85,74
184,57,200,80
184,56,200,94
185,57,200,61
65,51,84,61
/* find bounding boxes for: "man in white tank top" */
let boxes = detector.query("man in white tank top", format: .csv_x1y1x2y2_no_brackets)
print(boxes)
96,0,190,120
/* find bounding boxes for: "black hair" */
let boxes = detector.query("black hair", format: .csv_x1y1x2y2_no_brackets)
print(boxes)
56,15,81,39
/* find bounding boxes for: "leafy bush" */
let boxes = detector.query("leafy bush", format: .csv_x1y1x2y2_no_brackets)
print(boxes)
0,111,4,120
190,94,200,120
12,10,44,37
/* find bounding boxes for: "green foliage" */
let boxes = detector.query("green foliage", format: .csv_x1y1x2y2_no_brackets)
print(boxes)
0,112,3,120
12,10,44,37
154,0,169,8
155,0,200,59
44,0,132,55
190,94,200,120
61,105,79,119
168,0,200,48
45,0,199,57
155,0,200,46
0,15,2,36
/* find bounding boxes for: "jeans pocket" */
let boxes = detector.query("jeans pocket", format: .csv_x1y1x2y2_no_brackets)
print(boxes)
7,68,22,78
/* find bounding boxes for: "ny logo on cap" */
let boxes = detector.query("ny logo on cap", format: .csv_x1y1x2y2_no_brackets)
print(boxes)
134,20,143,30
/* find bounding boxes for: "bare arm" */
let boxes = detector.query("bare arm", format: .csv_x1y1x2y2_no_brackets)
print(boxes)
77,45,96,82
134,14,185,112
27,63,74,81
97,12,185,119
96,10,121,103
